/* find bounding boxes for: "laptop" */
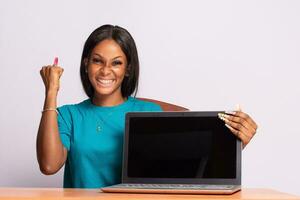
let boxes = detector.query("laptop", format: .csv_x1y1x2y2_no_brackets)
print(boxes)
101,111,242,194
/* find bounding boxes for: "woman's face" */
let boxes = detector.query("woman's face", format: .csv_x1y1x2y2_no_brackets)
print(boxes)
86,39,127,99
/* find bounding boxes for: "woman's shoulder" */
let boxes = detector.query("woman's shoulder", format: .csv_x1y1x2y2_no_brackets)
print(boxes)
57,99,91,114
128,97,162,111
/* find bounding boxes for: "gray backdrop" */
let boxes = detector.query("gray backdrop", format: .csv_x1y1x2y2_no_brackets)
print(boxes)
0,0,299,195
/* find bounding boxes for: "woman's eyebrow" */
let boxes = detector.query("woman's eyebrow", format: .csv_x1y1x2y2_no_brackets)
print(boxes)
93,53,103,58
93,53,122,60
112,56,122,60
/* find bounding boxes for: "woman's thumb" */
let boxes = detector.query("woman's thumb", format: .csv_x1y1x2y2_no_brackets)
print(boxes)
235,104,242,111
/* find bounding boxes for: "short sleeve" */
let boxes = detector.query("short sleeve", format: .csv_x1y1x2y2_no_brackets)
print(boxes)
57,105,72,151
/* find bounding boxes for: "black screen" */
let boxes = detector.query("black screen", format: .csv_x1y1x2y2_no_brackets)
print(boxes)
127,116,237,179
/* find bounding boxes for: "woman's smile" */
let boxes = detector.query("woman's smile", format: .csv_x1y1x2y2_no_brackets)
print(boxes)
96,78,115,88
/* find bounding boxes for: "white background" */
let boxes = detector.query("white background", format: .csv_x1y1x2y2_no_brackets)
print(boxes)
0,0,299,195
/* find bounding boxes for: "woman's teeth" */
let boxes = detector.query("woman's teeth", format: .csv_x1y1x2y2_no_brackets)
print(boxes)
96,79,114,86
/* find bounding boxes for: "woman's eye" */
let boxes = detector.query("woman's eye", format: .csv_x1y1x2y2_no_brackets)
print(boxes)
91,58,103,64
112,60,122,66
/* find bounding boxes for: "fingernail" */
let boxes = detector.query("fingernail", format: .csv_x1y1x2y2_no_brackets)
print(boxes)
225,110,235,115
53,57,58,66
225,124,232,129
218,113,225,120
223,114,229,118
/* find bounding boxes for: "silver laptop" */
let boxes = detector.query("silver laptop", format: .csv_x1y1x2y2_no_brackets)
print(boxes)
101,111,242,194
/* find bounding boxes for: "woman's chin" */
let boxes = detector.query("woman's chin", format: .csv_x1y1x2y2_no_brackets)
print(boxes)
95,89,115,96
93,85,122,97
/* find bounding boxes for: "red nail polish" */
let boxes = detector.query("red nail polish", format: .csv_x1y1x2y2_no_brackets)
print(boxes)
53,57,58,66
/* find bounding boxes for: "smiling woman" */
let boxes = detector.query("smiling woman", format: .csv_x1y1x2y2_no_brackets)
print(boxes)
37,25,162,188
85,39,128,106
36,24,257,189
79,25,139,104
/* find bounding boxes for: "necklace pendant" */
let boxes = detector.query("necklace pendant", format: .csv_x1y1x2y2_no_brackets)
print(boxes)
96,125,102,132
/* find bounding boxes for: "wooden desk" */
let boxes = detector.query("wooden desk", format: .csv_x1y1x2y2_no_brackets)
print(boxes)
0,188,299,200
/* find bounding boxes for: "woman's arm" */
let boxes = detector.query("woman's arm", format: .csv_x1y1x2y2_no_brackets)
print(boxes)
36,59,67,175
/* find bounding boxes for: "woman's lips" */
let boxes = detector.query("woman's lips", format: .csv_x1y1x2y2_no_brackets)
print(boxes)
96,79,115,87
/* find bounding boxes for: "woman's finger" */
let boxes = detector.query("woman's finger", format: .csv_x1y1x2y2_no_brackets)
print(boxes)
58,68,64,78
225,111,258,131
44,66,50,84
223,113,256,133
234,111,258,130
226,117,254,139
224,123,251,146
40,67,46,84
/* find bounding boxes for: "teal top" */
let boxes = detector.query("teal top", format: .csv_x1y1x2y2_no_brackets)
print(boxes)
57,97,162,188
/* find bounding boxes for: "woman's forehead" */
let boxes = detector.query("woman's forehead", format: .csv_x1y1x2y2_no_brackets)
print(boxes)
91,39,126,60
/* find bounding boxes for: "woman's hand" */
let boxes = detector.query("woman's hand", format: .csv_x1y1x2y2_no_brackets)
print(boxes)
40,57,64,94
218,107,258,148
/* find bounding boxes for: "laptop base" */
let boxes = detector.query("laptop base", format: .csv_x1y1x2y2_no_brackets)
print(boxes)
101,184,241,195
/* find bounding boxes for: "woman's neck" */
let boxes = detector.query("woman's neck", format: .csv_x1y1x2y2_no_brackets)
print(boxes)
92,93,125,107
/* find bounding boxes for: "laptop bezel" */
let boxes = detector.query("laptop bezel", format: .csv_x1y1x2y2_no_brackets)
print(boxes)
122,111,242,185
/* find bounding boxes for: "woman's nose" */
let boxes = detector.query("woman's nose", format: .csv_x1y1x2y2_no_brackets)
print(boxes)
99,64,111,75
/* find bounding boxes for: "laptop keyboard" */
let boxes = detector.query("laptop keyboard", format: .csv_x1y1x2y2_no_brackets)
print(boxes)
111,183,235,190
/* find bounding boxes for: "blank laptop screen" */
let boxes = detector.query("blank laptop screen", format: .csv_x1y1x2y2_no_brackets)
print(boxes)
127,115,237,179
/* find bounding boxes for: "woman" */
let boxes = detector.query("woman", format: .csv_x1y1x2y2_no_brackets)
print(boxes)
37,24,258,188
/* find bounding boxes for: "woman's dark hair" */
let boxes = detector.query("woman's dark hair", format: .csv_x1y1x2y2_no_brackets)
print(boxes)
80,24,139,98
